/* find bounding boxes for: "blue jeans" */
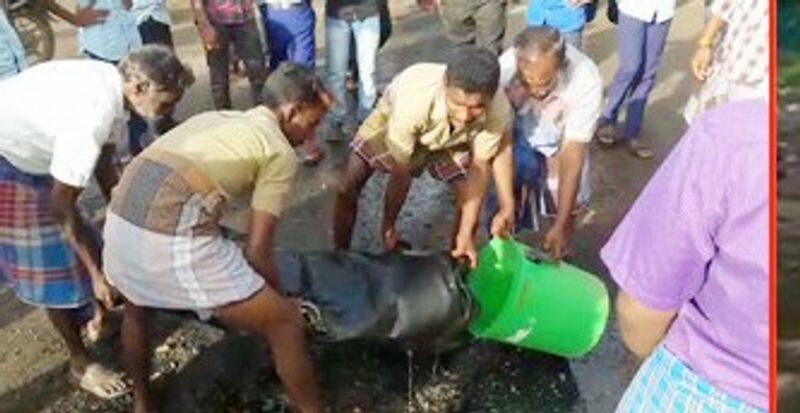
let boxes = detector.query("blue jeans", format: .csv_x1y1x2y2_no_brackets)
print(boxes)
325,15,379,123
260,3,316,69
600,12,671,140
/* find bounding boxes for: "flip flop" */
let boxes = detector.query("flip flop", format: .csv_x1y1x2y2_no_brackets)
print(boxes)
627,139,655,159
595,124,617,146
71,363,130,399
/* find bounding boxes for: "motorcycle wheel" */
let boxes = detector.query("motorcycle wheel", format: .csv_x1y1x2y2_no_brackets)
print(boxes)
11,7,55,65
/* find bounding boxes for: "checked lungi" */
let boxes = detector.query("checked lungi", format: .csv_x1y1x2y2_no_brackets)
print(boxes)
615,346,765,413
0,156,93,308
350,136,472,183
103,150,264,312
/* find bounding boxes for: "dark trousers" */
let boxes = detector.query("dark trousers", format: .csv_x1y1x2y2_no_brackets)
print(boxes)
439,0,507,54
205,19,267,109
137,17,174,47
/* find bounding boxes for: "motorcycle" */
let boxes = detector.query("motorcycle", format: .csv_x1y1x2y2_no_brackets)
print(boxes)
8,0,55,64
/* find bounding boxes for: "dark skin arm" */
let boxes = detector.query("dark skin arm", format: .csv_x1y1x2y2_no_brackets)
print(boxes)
489,129,515,238
94,144,118,202
543,140,585,261
43,0,108,27
51,182,114,307
244,210,282,291
190,0,220,51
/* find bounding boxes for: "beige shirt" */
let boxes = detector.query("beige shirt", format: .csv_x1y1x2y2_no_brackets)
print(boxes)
357,63,511,165
149,106,298,218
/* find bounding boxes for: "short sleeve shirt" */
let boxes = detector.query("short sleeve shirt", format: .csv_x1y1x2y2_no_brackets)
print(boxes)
617,0,676,23
601,100,768,410
149,107,298,217
77,0,142,62
499,44,602,156
357,63,512,165
0,8,26,80
0,60,127,187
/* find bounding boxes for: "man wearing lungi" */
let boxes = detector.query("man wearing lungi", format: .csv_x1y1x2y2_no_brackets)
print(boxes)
332,46,516,268
103,62,329,413
0,45,193,399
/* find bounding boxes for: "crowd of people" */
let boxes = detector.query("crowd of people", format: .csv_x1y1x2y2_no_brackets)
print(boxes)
0,0,769,412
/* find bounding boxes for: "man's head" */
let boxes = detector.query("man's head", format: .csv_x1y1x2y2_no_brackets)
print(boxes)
263,62,332,147
513,26,567,101
120,45,195,119
444,46,501,131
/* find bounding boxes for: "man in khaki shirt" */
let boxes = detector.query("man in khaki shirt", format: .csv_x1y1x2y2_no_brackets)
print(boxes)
104,63,330,413
333,46,516,267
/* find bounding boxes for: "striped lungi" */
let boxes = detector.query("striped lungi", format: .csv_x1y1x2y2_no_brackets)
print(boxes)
103,151,264,312
0,156,93,308
615,346,765,413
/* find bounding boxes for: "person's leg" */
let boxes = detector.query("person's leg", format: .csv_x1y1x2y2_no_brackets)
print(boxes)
264,6,289,69
378,0,392,48
381,171,412,251
121,301,155,413
599,12,647,126
473,0,507,54
352,15,380,122
232,19,268,107
46,309,92,373
620,18,672,141
214,287,322,413
286,4,317,69
206,24,233,109
333,153,374,249
325,16,353,128
439,0,478,48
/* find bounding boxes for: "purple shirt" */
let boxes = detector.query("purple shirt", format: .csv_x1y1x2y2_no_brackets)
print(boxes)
601,100,768,410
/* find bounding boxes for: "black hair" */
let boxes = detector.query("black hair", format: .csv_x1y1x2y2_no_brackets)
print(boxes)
445,46,501,98
119,45,195,93
263,62,331,110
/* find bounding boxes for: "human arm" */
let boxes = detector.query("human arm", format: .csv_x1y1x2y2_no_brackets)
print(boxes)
451,157,491,268
245,210,282,290
692,0,732,81
93,144,118,202
489,128,515,238
44,0,108,27
51,182,114,307
615,290,677,359
542,140,585,260
190,0,219,51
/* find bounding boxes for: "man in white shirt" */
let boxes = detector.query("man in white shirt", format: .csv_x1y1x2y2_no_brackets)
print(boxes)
0,45,193,400
595,0,675,159
497,26,602,260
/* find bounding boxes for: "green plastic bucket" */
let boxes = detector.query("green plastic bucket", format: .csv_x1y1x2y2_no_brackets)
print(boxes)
467,238,610,358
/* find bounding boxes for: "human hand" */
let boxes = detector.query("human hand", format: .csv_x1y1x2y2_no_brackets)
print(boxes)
197,22,220,51
74,0,108,27
490,207,515,239
691,44,714,82
542,223,570,262
451,232,478,269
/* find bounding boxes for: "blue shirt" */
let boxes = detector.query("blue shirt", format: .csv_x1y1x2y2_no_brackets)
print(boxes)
0,10,26,80
526,0,591,33
78,0,141,62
